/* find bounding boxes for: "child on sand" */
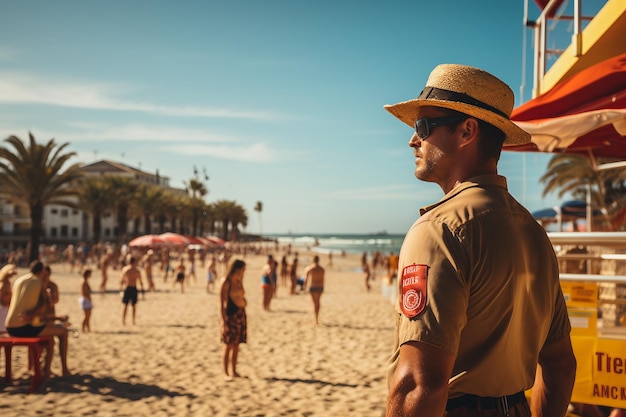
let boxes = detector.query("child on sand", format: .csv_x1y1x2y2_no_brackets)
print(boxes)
173,259,186,293
79,269,93,332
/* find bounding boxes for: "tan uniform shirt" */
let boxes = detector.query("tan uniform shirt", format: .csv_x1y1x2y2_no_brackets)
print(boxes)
5,272,44,328
389,174,571,397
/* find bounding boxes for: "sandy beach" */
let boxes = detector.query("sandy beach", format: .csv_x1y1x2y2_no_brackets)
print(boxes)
1,251,395,417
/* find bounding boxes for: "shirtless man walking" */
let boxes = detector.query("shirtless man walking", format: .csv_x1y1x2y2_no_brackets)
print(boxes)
120,257,144,325
304,255,325,325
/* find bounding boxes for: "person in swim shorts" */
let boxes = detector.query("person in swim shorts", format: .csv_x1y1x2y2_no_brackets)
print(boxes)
173,259,186,293
303,255,325,325
120,257,144,325
79,269,93,332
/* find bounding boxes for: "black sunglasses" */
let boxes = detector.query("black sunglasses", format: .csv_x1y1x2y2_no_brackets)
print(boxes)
414,116,467,140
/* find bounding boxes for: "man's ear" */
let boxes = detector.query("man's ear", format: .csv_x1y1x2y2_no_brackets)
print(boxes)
459,118,479,146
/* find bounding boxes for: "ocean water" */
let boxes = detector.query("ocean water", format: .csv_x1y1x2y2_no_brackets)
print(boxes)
265,233,405,255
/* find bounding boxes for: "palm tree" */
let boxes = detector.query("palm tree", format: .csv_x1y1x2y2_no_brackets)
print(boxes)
230,204,248,241
103,176,139,246
165,194,187,234
134,184,164,235
184,177,208,236
188,196,206,236
540,154,603,203
185,178,208,199
254,201,263,235
213,200,232,241
540,154,626,230
74,176,113,243
214,199,246,241
199,201,214,236
154,190,178,233
176,197,193,235
0,133,83,261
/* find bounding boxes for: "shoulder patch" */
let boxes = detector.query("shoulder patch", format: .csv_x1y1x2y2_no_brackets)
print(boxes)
400,264,428,318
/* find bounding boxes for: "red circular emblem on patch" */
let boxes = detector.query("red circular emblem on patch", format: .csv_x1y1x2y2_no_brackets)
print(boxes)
400,264,428,318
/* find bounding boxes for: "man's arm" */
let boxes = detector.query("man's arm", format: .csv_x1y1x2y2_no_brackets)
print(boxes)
119,267,127,289
531,337,576,417
49,282,60,304
303,265,314,289
387,340,455,417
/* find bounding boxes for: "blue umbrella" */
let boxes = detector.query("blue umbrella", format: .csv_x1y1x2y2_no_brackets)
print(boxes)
532,207,558,221
560,200,602,218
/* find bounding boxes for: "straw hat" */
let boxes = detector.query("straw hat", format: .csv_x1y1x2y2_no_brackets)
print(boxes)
384,64,530,145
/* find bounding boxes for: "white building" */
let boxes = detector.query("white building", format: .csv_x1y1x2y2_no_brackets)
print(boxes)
0,160,187,252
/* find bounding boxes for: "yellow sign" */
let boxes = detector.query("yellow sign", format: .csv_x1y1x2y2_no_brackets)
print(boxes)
562,281,598,337
568,308,598,337
571,336,626,408
561,281,598,308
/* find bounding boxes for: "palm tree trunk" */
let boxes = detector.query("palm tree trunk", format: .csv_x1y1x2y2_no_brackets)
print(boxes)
92,210,103,243
191,210,199,236
117,205,129,246
29,203,44,262
133,218,140,236
221,220,229,241
157,215,166,233
144,215,152,234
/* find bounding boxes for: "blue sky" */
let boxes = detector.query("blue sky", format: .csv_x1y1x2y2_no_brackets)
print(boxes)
0,1,599,234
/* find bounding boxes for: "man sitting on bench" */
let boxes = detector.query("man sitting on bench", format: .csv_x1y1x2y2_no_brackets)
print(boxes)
5,260,71,377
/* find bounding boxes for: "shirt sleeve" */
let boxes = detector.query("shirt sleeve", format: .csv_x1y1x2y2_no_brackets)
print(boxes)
544,284,572,345
395,219,470,354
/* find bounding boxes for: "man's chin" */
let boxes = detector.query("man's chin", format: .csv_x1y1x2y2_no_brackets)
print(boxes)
414,170,431,182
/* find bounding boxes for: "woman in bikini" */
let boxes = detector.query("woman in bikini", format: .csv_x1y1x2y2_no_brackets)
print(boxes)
219,259,247,380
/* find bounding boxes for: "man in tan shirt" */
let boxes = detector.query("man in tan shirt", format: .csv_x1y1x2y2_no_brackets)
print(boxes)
384,64,575,416
6,260,70,377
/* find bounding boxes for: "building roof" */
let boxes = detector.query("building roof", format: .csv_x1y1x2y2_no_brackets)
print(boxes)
79,160,156,177
78,160,186,194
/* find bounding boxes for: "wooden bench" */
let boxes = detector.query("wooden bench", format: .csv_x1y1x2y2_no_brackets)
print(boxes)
0,336,51,393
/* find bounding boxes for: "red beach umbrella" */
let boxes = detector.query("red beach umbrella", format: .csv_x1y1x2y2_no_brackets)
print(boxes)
128,234,165,248
206,235,226,246
158,232,191,247
507,53,626,160
193,236,215,247
183,235,206,245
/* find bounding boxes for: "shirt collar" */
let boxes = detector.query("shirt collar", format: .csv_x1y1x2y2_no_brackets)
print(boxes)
419,174,508,216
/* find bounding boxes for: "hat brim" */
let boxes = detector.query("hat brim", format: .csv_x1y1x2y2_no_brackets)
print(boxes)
384,98,530,145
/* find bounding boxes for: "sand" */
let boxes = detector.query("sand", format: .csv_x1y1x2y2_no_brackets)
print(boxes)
1,251,396,417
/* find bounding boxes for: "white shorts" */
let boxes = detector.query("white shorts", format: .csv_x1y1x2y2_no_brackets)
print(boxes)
79,297,93,310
